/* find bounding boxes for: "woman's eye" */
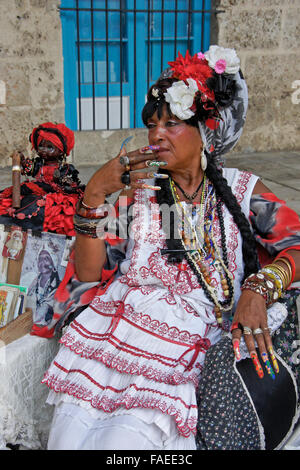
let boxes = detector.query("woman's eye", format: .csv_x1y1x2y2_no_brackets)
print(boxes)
147,123,156,129
166,121,178,126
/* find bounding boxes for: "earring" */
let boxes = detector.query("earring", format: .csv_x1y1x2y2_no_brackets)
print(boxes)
201,148,207,171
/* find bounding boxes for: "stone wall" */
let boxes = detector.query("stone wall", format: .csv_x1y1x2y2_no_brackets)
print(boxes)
0,0,299,167
0,0,65,166
216,0,300,153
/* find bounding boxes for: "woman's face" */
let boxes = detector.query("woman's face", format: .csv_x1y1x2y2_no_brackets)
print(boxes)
146,105,203,172
37,139,63,161
38,251,54,274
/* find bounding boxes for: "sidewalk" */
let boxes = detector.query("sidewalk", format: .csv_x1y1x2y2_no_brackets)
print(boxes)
0,150,299,214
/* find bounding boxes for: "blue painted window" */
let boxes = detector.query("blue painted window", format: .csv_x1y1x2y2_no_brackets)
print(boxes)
60,0,212,130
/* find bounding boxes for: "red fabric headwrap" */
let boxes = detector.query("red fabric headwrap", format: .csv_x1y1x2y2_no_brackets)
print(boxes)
30,122,75,156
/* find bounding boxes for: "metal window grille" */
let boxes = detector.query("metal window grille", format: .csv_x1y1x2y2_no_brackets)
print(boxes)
59,1,223,131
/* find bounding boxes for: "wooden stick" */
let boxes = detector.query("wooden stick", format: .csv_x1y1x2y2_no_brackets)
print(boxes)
11,151,22,209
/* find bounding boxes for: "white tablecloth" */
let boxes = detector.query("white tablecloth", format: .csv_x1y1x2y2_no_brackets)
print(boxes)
0,334,59,450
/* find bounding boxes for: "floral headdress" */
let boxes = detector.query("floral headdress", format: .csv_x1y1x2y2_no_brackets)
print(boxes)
153,45,247,166
159,47,240,128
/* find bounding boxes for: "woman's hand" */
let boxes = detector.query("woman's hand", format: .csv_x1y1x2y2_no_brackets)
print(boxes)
231,290,279,380
83,144,166,207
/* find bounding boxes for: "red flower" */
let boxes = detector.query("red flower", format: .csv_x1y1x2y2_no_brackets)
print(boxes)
43,193,78,236
168,51,215,101
169,51,212,81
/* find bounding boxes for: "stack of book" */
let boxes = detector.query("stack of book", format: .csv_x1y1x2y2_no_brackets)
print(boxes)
0,283,27,328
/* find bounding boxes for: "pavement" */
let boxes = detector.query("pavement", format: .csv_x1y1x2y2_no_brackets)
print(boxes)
0,149,299,214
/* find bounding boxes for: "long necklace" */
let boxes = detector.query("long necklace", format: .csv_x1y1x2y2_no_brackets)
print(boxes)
172,177,204,202
169,177,235,324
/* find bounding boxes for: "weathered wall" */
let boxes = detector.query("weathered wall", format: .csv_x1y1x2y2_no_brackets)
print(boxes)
0,0,299,168
0,0,65,166
217,0,300,153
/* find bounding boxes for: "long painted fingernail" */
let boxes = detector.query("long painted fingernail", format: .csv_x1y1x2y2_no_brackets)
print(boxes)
250,351,264,378
261,352,276,380
146,160,167,168
233,339,241,361
120,136,133,150
151,173,169,179
268,346,279,374
140,145,160,153
142,184,161,190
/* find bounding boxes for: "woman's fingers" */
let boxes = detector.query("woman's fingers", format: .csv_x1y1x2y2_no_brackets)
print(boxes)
232,323,279,380
119,145,167,171
124,169,167,191
231,327,243,362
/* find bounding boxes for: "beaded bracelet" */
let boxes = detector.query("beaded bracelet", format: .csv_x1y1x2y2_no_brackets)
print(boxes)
76,198,109,219
73,213,108,239
261,268,283,297
241,271,279,305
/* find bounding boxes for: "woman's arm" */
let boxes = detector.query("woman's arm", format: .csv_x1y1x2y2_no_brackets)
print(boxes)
231,179,300,376
75,235,107,282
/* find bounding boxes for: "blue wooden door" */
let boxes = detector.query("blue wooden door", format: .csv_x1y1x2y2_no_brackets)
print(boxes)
60,0,211,130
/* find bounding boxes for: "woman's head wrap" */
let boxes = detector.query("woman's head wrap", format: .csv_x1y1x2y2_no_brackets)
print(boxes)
29,122,75,156
151,46,248,167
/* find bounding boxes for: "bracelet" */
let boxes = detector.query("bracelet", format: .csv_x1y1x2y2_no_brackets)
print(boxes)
241,271,280,305
73,213,109,239
274,254,295,286
74,225,98,238
241,279,270,303
263,263,291,290
261,268,283,296
76,198,109,219
12,165,21,172
275,250,296,280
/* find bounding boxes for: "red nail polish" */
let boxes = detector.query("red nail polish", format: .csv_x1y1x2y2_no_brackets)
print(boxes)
233,339,241,361
250,352,264,378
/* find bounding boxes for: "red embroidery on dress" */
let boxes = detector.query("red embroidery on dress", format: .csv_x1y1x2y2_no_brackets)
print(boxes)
42,364,198,438
60,327,201,387
89,298,208,347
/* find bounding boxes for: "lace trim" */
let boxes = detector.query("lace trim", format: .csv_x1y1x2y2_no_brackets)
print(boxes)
60,325,201,387
42,365,198,438
89,299,210,347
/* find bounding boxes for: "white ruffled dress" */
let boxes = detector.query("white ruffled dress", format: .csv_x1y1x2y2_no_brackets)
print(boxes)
42,169,288,450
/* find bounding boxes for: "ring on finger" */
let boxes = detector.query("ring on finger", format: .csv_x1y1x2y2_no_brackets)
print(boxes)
253,328,264,335
146,160,159,168
263,327,271,334
230,321,244,333
120,155,130,167
121,171,131,186
243,326,252,335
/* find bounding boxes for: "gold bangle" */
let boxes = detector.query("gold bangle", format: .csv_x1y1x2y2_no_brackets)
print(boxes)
274,257,293,286
12,165,21,171
264,263,291,290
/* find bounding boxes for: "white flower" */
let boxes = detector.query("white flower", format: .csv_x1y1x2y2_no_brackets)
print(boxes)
204,45,240,75
164,78,198,120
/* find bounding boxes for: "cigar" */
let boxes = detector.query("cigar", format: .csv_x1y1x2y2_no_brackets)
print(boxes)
11,151,22,209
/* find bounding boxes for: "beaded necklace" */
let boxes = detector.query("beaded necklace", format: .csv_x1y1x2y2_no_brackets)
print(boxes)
169,176,235,324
